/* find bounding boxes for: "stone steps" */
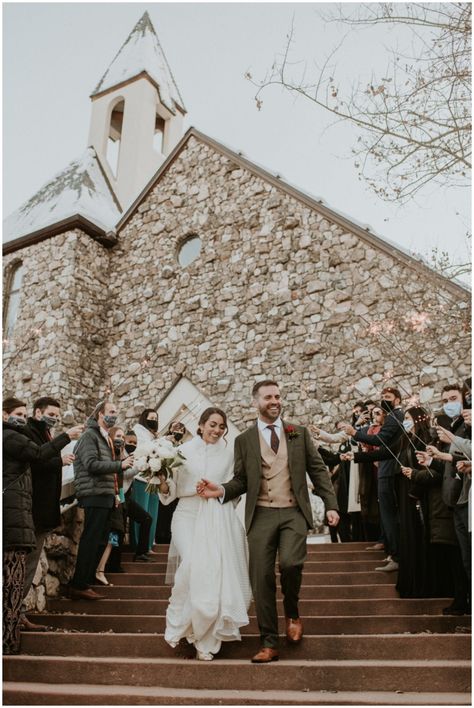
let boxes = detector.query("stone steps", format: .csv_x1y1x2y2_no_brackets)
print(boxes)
4,683,471,706
19,632,470,661
100,571,396,585
4,541,470,705
119,560,388,572
87,583,399,599
47,597,450,616
121,550,387,562
3,656,471,693
21,612,471,635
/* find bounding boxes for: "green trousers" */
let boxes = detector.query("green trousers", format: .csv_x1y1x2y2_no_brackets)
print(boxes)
247,506,308,648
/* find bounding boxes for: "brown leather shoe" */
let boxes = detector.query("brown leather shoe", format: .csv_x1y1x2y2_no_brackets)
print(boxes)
286,617,303,643
69,587,103,600
251,647,279,663
19,615,49,632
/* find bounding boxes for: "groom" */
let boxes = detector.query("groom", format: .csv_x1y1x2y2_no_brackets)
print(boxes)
197,380,339,663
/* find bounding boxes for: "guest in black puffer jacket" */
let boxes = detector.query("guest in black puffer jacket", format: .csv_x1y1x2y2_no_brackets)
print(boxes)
2,397,71,654
68,401,134,600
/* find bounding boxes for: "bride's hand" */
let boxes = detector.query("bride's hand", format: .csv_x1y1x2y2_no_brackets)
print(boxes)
196,478,223,499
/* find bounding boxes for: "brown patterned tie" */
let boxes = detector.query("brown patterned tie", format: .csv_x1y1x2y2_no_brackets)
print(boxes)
267,425,279,454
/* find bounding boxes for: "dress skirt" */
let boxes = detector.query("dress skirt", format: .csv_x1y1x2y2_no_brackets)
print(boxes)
165,495,252,655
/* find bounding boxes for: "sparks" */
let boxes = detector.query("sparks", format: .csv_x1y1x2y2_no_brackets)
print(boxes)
406,311,431,332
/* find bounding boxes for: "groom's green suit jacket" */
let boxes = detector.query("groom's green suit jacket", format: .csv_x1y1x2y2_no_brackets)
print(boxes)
223,422,339,533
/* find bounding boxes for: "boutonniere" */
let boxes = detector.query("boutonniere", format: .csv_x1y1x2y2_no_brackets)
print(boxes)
284,425,299,440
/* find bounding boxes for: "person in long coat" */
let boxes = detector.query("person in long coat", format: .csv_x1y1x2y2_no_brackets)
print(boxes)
3,397,72,653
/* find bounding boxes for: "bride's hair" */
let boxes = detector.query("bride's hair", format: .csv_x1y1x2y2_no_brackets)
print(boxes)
197,407,228,445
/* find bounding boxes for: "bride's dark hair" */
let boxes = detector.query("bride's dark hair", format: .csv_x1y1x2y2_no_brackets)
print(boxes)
197,407,228,445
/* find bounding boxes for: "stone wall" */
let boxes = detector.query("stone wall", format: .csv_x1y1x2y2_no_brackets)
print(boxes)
23,506,82,612
3,229,110,418
109,134,471,429
3,134,471,602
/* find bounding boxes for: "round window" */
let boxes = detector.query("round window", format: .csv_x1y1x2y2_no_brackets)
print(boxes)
178,235,201,267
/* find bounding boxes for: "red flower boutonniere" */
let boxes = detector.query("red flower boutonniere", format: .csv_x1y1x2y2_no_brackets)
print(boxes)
284,425,299,440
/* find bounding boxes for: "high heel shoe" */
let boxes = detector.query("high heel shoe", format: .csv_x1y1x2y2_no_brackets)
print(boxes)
95,570,113,586
196,650,214,661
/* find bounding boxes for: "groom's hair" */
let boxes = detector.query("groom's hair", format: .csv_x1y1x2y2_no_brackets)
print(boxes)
252,379,279,398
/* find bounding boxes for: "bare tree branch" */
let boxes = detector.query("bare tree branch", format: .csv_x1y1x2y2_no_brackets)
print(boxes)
249,2,471,204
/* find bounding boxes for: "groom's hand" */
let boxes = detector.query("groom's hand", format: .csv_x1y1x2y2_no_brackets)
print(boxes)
326,510,340,527
196,478,224,499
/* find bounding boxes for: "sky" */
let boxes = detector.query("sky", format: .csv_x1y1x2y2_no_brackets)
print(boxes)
3,2,471,278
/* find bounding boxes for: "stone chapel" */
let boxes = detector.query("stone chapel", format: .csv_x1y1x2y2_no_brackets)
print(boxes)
3,12,471,438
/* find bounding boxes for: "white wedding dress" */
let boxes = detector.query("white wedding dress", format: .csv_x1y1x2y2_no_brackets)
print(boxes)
159,435,252,656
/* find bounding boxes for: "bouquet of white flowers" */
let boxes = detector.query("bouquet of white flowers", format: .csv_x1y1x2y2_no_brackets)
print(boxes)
134,437,185,494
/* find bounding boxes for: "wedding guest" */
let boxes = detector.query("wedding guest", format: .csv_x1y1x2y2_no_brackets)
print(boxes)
342,405,385,544
341,387,404,572
21,397,83,629
441,381,471,587
410,445,469,614
132,408,160,553
395,407,432,597
95,426,127,585
156,421,186,544
3,397,74,653
158,408,252,661
68,401,134,600
122,430,153,562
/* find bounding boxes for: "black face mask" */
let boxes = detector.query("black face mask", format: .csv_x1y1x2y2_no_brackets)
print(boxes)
380,399,394,413
113,439,124,452
125,443,136,455
145,419,158,432
173,431,184,441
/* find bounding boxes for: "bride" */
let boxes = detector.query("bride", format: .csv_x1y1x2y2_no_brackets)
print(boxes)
157,407,252,660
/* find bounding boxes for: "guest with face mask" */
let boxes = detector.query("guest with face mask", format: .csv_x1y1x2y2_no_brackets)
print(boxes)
21,397,83,629
421,383,471,611
68,401,134,600
121,431,153,562
131,408,160,554
95,426,128,584
340,387,404,572
2,397,77,652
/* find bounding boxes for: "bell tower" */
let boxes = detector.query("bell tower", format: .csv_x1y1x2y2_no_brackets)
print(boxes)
88,12,186,208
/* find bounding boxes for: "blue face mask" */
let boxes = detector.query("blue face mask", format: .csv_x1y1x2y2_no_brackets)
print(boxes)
103,415,117,428
443,401,462,419
403,419,414,431
7,415,26,428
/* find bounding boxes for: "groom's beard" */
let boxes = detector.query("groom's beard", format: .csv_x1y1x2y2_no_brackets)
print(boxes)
258,403,282,422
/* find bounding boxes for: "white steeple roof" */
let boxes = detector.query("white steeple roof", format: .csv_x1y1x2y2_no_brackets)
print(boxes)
3,148,121,242
91,11,185,115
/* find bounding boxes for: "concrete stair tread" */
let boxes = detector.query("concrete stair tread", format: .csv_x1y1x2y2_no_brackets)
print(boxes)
6,541,471,703
4,683,471,705
46,598,452,616
6,655,471,666
19,631,471,661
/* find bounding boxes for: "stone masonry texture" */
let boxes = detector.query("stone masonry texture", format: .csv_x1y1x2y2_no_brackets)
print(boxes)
3,134,471,607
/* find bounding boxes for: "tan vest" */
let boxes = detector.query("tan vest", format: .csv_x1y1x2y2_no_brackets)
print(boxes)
256,429,297,508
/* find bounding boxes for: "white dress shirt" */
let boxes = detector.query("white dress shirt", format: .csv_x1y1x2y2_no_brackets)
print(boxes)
257,417,283,448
